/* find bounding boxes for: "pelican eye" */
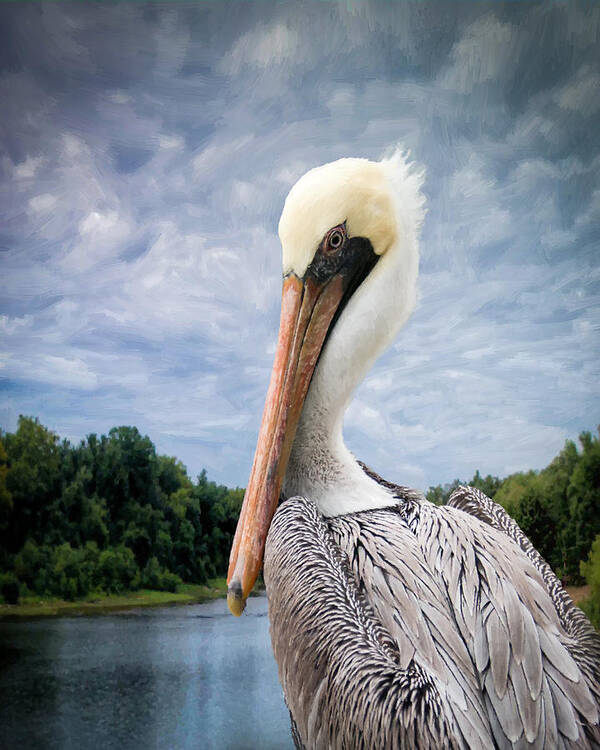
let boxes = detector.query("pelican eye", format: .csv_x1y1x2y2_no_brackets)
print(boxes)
327,228,345,252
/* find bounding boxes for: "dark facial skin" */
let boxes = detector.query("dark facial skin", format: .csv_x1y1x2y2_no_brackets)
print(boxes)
301,222,379,353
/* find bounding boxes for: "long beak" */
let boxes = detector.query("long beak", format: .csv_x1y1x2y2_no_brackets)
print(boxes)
227,271,345,615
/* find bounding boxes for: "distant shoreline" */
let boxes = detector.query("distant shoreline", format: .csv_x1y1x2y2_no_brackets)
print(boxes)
0,579,232,620
1,582,587,622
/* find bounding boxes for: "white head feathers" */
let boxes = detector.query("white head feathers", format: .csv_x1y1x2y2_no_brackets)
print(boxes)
278,149,426,278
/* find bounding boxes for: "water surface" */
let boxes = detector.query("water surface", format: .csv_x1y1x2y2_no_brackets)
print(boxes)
0,594,294,749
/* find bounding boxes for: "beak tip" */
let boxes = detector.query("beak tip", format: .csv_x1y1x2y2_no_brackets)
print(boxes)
227,580,247,617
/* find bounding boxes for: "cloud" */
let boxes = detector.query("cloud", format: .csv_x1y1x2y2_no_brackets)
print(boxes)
192,135,255,181
439,14,516,94
62,209,133,272
13,155,43,180
28,193,57,214
1,353,98,390
0,1,598,490
219,22,299,75
158,134,184,151
0,314,33,335
554,65,600,115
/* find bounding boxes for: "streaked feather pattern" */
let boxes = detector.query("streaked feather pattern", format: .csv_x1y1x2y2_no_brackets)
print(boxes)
264,482,600,749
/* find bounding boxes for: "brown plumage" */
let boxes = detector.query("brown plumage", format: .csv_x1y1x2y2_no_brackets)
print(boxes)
264,482,600,749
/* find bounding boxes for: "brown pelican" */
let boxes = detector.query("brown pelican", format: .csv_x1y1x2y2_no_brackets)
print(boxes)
226,152,600,748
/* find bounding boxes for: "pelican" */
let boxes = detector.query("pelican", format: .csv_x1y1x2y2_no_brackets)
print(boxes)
226,151,600,749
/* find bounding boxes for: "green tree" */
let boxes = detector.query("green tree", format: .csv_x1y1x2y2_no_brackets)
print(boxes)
14,540,48,593
97,546,140,594
1,419,239,598
469,470,501,499
79,495,110,548
512,482,555,567
2,416,63,552
92,426,160,534
157,455,192,497
426,479,463,506
426,485,445,506
140,556,180,592
49,543,85,600
0,572,19,604
566,430,600,583
580,534,600,630
494,471,538,519
536,438,580,577
0,438,13,522
167,487,195,520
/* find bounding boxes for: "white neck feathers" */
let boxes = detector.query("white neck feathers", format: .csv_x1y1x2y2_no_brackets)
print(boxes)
282,150,425,517
284,232,419,517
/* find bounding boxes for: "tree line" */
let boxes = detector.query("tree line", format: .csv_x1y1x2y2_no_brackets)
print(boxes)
0,417,598,627
0,416,243,604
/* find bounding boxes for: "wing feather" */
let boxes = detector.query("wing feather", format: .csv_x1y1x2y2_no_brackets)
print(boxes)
510,659,542,742
544,659,597,723
487,607,511,699
474,614,490,673
484,669,523,743
520,605,543,701
547,671,580,742
541,675,559,748
483,692,512,750
537,628,580,682
501,578,525,665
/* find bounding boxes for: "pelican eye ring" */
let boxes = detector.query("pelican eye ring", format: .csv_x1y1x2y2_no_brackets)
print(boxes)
327,228,345,251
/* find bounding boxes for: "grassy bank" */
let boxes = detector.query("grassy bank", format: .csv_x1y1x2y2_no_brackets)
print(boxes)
2,582,590,622
0,578,228,619
566,584,591,605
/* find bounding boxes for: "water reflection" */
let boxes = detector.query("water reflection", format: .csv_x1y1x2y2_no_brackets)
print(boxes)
0,595,294,749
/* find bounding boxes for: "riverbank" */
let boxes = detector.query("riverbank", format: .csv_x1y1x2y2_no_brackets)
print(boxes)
0,579,229,619
1,582,590,621
566,584,590,606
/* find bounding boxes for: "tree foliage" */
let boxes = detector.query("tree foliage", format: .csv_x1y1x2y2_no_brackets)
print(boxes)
2,416,599,605
0,417,243,604
580,534,600,629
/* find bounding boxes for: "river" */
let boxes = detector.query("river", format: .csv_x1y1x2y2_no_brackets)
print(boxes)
0,594,295,749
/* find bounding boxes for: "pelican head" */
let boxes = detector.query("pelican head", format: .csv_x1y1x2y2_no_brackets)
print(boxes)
228,150,426,615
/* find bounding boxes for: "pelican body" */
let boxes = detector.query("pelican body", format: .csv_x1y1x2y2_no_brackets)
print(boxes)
226,152,600,749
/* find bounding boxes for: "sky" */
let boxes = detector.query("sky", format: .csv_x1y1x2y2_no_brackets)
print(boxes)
0,1,599,492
